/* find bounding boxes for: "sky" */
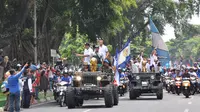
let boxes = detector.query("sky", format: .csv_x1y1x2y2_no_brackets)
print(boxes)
162,15,200,42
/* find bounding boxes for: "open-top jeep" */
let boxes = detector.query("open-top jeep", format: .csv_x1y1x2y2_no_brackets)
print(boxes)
128,72,163,100
66,71,119,108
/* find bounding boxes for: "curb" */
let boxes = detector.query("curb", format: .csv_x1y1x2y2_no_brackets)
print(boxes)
0,96,54,112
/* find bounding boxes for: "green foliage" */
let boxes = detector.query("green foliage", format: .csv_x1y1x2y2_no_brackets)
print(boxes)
59,32,88,60
167,25,200,62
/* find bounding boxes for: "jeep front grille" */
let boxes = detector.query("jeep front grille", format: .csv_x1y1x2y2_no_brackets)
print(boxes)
82,75,97,85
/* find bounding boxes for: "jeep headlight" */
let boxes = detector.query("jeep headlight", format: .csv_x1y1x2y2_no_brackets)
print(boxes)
151,75,155,79
136,76,140,80
76,76,82,81
97,76,102,81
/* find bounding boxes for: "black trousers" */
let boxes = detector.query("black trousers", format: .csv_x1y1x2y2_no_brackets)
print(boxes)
22,89,31,108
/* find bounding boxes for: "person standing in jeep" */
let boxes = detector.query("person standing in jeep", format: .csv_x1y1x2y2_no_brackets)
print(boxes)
91,45,103,71
98,38,109,61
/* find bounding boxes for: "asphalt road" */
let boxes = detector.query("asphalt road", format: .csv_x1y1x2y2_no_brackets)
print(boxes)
23,91,200,112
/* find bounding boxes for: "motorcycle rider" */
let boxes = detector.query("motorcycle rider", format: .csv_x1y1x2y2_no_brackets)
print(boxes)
189,67,198,91
164,68,171,77
61,72,71,86
182,68,190,78
53,70,62,83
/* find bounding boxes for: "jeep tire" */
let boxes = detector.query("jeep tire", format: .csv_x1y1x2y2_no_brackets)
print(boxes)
112,85,119,105
129,89,137,100
157,85,163,100
104,85,114,108
66,88,76,109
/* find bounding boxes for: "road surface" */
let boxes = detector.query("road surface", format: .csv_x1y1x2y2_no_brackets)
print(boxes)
23,91,200,112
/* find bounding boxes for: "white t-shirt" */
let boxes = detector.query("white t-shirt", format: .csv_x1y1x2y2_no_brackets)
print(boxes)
84,48,93,64
150,55,157,66
146,63,151,73
189,72,197,77
99,45,108,59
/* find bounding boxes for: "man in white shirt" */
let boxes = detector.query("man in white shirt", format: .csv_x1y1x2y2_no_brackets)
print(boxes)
146,59,151,73
131,60,139,73
98,38,109,60
76,43,93,65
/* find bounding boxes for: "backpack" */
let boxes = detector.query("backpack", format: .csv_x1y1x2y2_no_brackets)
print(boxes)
23,77,30,91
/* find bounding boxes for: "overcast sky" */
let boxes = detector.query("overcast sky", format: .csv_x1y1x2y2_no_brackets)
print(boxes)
162,15,200,42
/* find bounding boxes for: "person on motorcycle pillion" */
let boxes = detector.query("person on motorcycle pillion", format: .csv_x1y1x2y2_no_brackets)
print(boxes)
118,67,125,78
53,70,62,83
170,68,177,79
189,67,198,77
61,71,71,86
176,68,182,77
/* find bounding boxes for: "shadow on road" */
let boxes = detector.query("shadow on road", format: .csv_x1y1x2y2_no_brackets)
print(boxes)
120,97,160,101
78,105,106,109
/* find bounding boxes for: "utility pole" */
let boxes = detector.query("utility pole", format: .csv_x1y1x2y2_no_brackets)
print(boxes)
34,0,37,64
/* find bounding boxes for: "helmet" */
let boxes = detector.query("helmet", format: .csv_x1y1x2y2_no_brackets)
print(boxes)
104,59,110,64
63,69,68,74
69,69,73,73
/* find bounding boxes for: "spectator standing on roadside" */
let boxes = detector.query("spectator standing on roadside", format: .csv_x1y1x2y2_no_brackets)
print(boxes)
1,56,11,75
22,70,32,108
39,70,49,99
33,69,40,100
48,66,54,91
7,63,28,112
2,71,11,111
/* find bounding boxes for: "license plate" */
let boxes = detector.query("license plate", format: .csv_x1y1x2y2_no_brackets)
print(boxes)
142,82,148,86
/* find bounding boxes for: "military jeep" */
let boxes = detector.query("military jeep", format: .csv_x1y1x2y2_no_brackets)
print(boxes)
129,73,163,100
66,71,119,108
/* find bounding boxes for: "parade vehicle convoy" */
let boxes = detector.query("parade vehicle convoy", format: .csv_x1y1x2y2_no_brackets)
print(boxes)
129,72,163,100
66,71,119,109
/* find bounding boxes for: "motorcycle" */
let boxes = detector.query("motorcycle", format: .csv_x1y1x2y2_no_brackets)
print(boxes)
53,83,59,103
118,77,128,96
190,76,197,95
182,77,191,98
57,81,70,107
164,77,171,93
169,78,176,94
175,76,182,95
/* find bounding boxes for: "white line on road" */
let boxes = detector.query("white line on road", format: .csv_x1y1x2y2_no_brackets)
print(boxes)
188,102,192,105
83,109,93,112
184,109,189,112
